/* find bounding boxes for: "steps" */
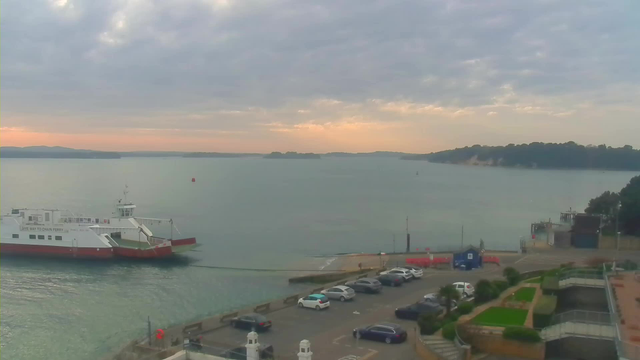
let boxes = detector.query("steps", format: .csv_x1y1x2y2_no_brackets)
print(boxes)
422,336,462,360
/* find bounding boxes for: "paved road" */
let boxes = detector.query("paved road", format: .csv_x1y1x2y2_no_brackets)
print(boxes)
198,249,640,360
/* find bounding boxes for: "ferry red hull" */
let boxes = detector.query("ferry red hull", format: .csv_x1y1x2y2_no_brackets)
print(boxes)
0,243,114,259
113,246,173,259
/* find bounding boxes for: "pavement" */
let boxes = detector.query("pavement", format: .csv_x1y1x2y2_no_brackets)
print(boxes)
197,248,640,360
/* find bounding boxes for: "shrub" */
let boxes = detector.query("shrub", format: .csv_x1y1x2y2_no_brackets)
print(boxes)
532,295,557,328
442,322,456,341
491,279,510,293
503,267,521,286
541,276,559,295
502,327,542,343
456,302,474,315
621,260,638,271
443,312,460,324
475,279,498,303
418,313,442,335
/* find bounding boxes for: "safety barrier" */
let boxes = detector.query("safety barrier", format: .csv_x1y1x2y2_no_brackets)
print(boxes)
405,257,452,268
219,312,238,323
283,294,299,304
483,256,500,265
182,322,203,334
253,302,270,313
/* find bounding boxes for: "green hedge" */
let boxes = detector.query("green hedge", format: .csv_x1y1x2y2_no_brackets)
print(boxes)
532,295,557,328
541,276,559,295
418,314,443,335
442,322,456,341
502,327,542,343
491,280,510,293
456,302,474,315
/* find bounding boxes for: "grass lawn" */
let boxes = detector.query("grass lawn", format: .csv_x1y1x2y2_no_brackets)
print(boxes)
512,287,536,302
472,307,528,327
524,277,541,284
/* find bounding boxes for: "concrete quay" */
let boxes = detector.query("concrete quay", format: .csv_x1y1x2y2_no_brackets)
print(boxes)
107,248,640,360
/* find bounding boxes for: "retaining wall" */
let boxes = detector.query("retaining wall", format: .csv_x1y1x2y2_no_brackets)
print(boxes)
467,333,545,360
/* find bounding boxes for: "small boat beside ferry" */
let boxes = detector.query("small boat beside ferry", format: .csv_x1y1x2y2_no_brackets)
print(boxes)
0,188,197,259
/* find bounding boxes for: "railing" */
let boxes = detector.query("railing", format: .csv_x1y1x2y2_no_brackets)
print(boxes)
559,268,603,280
541,321,616,341
552,310,611,325
603,264,640,360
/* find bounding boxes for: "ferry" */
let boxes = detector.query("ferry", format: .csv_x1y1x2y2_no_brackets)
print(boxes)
0,188,197,259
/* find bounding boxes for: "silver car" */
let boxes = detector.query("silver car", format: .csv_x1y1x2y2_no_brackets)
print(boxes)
321,285,356,302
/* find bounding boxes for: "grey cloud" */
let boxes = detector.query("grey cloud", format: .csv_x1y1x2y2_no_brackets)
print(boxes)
1,0,639,134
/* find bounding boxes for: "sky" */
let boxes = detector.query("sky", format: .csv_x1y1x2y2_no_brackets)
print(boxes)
1,0,639,153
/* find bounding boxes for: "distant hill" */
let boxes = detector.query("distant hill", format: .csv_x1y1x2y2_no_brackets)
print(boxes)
0,146,120,159
324,151,410,158
264,152,321,159
183,152,262,158
120,151,186,157
402,142,640,171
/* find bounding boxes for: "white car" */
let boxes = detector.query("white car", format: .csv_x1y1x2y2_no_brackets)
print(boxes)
298,294,330,310
380,268,413,281
452,282,475,298
399,266,423,279
321,285,356,302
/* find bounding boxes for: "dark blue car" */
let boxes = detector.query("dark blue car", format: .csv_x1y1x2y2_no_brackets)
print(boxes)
352,323,407,344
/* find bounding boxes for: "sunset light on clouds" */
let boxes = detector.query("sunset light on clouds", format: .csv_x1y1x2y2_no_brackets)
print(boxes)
2,0,639,152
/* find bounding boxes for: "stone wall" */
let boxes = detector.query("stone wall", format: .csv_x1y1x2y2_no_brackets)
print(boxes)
466,333,544,360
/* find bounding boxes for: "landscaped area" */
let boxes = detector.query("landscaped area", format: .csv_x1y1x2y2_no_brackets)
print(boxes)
472,307,528,327
509,287,536,302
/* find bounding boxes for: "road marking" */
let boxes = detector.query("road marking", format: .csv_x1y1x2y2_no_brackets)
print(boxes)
332,335,347,345
360,349,378,359
515,255,529,264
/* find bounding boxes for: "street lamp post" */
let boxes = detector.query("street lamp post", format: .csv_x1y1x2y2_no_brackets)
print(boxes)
615,201,621,264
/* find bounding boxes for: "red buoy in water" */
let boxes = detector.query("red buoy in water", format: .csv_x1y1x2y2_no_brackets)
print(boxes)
192,177,195,182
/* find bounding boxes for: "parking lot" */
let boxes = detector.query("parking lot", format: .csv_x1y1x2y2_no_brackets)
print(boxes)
198,249,640,359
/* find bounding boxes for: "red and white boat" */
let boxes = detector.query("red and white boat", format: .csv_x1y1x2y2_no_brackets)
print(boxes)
0,188,197,259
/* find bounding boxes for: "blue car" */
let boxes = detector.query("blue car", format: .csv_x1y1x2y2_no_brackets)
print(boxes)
352,323,407,344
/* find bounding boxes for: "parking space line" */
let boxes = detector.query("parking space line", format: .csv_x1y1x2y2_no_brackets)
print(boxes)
361,349,378,359
332,335,347,345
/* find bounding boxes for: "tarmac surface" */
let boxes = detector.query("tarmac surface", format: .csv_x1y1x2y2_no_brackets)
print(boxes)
196,248,640,360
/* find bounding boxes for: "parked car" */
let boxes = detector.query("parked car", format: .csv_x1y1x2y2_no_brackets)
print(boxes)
353,323,408,344
230,313,272,332
423,293,457,309
298,294,330,310
321,285,356,302
395,300,443,320
453,282,475,298
379,268,413,281
400,265,424,279
344,278,383,293
376,273,405,287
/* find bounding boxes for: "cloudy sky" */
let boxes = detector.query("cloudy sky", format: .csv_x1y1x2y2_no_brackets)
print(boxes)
1,0,639,153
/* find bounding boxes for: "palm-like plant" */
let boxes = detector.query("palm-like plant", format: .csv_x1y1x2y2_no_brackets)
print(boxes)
439,284,461,314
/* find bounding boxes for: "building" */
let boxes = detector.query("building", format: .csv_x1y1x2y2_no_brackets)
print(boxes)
452,245,483,270
571,214,601,249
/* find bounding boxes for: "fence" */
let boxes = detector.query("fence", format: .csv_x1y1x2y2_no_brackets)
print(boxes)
405,257,451,268
552,310,611,326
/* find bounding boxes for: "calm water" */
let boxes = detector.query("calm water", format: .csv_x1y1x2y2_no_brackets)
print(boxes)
1,157,636,360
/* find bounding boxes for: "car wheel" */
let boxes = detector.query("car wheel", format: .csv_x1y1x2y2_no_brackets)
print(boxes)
385,337,392,344
298,302,303,308
340,296,346,302
315,305,321,311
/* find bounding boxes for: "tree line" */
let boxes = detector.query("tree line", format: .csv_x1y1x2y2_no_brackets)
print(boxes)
585,175,640,236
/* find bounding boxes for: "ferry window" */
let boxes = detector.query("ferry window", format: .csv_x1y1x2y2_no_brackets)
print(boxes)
28,216,33,221
48,235,52,240
37,235,45,240
45,213,50,222
12,209,19,214
12,234,19,238
29,234,36,239
55,236,62,241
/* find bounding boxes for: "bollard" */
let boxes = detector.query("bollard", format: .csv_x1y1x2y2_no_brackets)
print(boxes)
246,331,260,360
298,339,312,360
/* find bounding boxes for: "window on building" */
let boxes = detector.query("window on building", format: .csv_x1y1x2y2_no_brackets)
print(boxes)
28,216,33,221
45,213,50,222
48,235,52,240
12,234,19,238
37,235,45,240
29,234,36,239
55,236,63,241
